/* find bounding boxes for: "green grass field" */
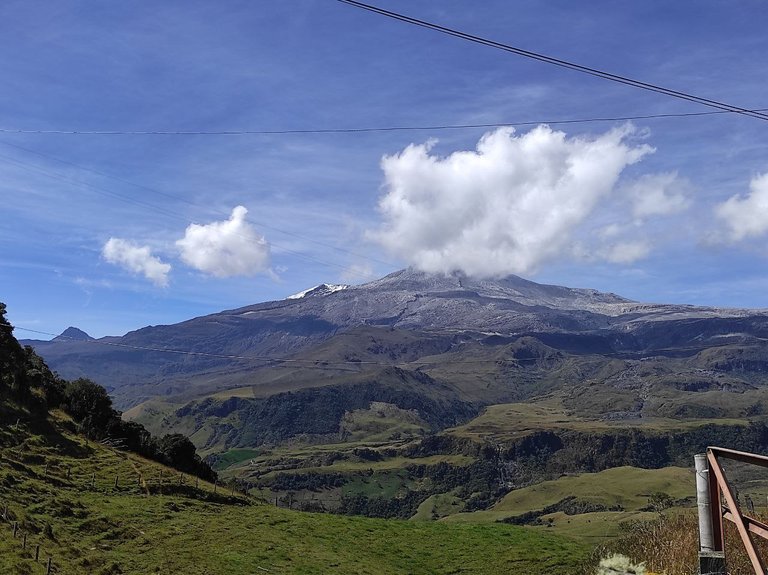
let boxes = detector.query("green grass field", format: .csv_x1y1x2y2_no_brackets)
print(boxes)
0,409,590,575
442,466,696,539
447,401,750,441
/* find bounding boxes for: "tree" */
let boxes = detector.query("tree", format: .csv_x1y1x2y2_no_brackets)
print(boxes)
64,378,116,436
156,434,216,481
0,302,28,396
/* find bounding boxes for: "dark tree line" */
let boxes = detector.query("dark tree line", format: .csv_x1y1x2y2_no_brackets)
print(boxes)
0,303,216,482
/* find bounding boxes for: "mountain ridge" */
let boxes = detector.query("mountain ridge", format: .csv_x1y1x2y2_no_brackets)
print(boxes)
21,268,768,413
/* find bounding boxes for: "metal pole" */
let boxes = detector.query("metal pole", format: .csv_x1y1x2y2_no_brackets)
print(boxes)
695,454,714,551
697,453,726,575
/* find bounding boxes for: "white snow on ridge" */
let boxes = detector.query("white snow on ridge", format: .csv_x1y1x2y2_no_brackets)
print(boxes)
287,283,349,300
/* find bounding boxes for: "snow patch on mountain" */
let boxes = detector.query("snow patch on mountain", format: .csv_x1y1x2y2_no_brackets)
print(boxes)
287,283,350,300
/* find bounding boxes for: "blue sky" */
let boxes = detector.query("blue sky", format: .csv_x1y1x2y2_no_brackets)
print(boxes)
2,0,768,338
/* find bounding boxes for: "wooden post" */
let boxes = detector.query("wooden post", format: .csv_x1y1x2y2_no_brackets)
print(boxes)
35,544,40,561
2,503,7,520
46,557,52,575
114,474,119,489
231,483,235,496
91,473,96,489
22,531,27,549
13,521,18,537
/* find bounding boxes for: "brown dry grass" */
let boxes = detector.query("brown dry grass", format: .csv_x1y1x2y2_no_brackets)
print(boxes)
583,511,768,575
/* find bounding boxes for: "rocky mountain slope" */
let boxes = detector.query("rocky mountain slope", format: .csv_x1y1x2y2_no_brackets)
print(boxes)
24,268,768,441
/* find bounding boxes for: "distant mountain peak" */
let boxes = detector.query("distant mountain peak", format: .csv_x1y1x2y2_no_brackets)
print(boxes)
53,327,94,342
287,283,350,300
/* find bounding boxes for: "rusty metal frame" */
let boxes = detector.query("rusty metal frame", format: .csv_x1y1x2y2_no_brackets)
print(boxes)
707,446,768,574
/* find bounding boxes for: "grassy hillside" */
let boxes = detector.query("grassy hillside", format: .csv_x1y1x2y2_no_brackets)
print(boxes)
446,400,752,441
0,404,590,575
440,466,695,538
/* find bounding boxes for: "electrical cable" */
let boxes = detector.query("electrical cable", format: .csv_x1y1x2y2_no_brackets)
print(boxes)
336,0,768,122
2,109,767,136
6,101,766,283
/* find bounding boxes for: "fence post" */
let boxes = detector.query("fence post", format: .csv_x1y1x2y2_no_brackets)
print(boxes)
35,544,40,561
115,474,119,489
46,557,52,575
695,453,726,575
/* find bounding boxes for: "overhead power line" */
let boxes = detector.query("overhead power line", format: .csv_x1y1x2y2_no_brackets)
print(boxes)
1,109,767,136
336,0,768,122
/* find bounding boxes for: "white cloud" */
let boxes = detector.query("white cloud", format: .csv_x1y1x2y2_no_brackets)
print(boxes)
715,173,768,241
176,206,270,277
602,240,651,264
625,172,690,219
370,124,653,277
102,238,171,287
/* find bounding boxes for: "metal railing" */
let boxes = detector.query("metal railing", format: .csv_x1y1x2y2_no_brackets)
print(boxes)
697,446,768,574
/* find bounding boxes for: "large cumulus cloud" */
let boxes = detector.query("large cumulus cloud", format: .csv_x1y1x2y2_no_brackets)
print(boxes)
370,124,653,277
715,173,768,241
176,205,270,277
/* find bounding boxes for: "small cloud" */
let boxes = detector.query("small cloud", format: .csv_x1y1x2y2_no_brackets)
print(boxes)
573,238,651,265
715,173,768,241
625,172,691,219
102,238,171,287
369,124,653,278
602,240,651,264
74,276,112,289
176,206,270,277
